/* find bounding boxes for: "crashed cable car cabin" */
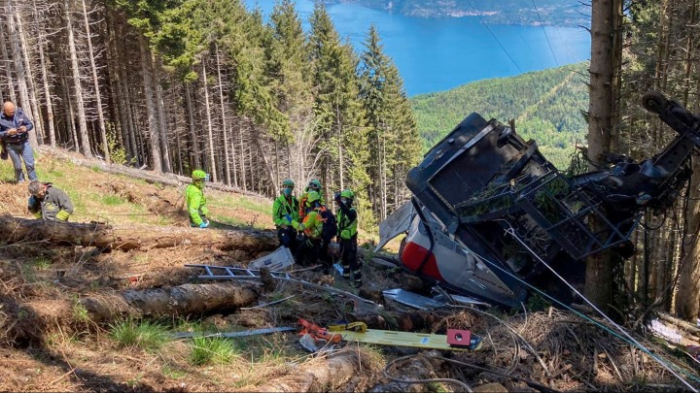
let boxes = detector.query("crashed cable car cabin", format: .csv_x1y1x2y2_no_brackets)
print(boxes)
380,91,700,308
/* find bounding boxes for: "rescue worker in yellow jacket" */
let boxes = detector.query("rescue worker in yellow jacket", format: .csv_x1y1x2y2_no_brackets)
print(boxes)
294,191,326,269
298,179,324,221
335,189,361,286
272,179,303,251
186,170,210,228
27,181,73,221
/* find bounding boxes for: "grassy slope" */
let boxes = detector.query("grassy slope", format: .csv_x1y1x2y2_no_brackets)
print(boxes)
0,149,272,229
412,63,590,168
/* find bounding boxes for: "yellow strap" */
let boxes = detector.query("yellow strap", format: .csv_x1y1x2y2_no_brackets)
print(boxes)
328,322,368,333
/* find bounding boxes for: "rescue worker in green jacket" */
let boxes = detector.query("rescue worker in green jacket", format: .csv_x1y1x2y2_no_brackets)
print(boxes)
272,179,303,251
335,189,361,286
27,181,74,221
186,170,210,228
298,179,324,221
294,191,325,269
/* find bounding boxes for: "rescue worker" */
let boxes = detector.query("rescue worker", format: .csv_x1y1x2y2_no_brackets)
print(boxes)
272,179,302,250
335,189,361,286
0,101,36,183
27,181,74,221
298,179,324,220
186,170,210,228
294,191,325,269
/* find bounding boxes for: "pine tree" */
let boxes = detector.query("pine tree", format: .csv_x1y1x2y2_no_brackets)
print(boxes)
359,25,419,222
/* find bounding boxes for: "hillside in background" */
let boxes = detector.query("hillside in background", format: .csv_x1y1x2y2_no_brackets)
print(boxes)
326,0,590,27
411,63,589,168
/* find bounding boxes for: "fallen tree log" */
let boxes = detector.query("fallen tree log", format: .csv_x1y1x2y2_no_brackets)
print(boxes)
250,350,360,392
0,215,278,253
371,351,452,393
79,282,260,323
21,282,260,325
350,310,451,331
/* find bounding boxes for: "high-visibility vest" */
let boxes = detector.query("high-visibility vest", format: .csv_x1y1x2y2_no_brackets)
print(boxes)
337,207,358,239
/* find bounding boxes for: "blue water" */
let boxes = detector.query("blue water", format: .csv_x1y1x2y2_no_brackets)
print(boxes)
245,0,591,96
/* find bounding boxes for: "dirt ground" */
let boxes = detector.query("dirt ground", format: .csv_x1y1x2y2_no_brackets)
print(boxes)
0,153,698,392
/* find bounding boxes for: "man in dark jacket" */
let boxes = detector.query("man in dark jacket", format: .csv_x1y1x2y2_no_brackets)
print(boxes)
28,181,74,221
0,101,36,183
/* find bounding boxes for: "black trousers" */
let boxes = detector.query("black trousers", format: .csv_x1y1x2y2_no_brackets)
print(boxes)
294,237,322,267
340,237,361,282
277,227,298,253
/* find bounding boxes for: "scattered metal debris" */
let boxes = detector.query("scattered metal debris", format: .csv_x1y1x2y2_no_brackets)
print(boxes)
248,246,295,271
171,326,296,339
187,264,378,307
382,288,446,310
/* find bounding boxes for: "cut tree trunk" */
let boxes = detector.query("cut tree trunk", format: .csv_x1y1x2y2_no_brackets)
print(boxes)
249,350,360,393
371,351,448,393
78,282,260,323
0,216,278,253
350,310,450,331
9,282,260,341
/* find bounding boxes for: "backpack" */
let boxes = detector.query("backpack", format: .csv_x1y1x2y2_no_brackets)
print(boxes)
319,206,337,240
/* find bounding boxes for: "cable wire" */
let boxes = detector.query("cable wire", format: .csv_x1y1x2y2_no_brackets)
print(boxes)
531,0,559,67
479,229,700,391
464,0,522,73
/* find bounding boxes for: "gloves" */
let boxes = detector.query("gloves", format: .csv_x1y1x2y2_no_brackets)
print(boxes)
284,214,292,224
199,221,209,228
56,210,70,221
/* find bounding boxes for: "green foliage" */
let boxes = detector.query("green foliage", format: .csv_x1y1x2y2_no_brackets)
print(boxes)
526,293,552,312
72,303,91,323
102,195,125,206
412,63,589,169
189,337,238,365
106,122,128,165
110,320,169,351
359,26,422,222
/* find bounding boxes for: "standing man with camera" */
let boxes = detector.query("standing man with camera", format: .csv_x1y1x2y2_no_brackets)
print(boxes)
0,101,36,183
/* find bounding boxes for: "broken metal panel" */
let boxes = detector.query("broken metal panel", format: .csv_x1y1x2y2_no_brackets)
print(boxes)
382,288,446,310
248,246,295,271
375,201,415,252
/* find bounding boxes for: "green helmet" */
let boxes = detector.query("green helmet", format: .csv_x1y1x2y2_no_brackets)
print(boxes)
307,179,322,191
192,170,207,180
341,189,355,199
282,179,295,188
306,191,321,205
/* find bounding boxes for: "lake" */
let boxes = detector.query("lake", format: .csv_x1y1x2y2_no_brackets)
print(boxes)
244,0,591,96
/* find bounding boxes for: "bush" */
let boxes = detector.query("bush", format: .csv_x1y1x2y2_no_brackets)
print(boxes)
110,320,169,351
189,337,238,366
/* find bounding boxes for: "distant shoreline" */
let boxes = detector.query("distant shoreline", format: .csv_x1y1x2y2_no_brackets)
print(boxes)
322,0,590,28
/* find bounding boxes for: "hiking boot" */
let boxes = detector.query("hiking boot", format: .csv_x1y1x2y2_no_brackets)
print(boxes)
0,149,6,161
351,270,362,287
